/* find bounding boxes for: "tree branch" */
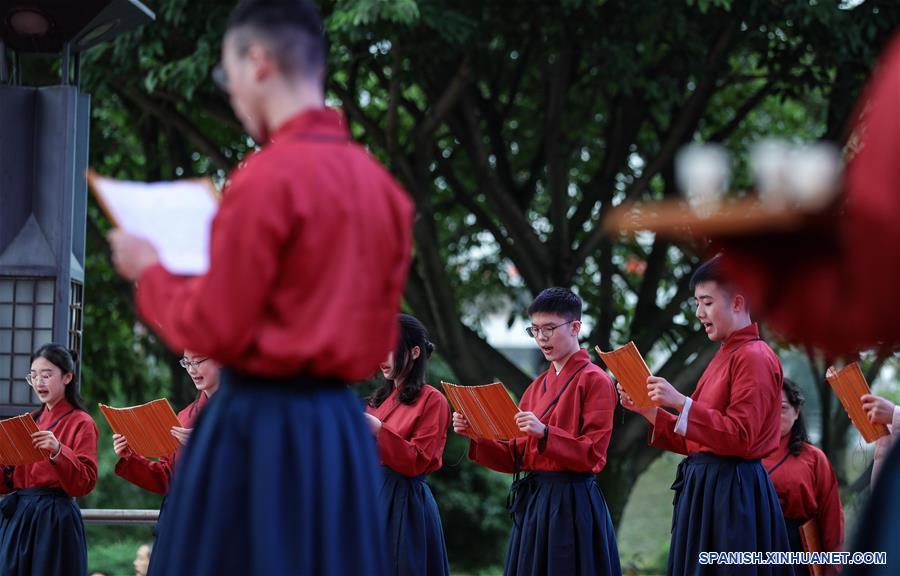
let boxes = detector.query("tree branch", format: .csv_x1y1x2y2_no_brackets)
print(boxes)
113,83,231,172
574,19,741,265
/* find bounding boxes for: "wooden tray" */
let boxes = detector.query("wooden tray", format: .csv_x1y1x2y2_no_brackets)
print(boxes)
603,197,831,238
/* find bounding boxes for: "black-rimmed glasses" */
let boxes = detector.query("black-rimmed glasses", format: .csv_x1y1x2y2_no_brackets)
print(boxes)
525,320,575,338
179,358,209,370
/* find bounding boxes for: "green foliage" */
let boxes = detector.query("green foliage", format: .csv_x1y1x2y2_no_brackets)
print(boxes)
331,0,421,27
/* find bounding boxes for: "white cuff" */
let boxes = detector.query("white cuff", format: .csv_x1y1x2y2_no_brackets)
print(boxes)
674,397,693,437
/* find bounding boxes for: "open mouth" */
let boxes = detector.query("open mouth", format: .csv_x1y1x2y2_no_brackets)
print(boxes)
540,346,554,355
702,322,713,333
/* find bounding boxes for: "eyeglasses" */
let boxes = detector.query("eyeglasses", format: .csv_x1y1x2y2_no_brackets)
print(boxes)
525,320,575,338
179,358,209,370
25,373,53,387
212,63,228,92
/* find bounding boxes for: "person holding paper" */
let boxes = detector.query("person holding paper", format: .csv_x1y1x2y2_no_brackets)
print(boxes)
0,344,99,576
105,1,413,574
112,350,220,492
618,255,791,576
861,393,900,486
763,379,843,573
112,350,220,568
453,287,621,576
364,314,450,576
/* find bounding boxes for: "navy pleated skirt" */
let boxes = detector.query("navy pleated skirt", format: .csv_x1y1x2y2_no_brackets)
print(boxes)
504,471,621,576
669,453,793,576
0,487,87,576
148,369,388,576
380,466,449,576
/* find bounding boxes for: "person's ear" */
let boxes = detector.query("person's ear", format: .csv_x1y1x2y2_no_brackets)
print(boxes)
733,293,746,314
411,346,421,360
62,372,73,386
247,43,276,82
572,320,582,337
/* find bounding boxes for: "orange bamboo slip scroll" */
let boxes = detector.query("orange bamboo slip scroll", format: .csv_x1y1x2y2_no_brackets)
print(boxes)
0,414,50,466
825,362,888,443
99,399,182,458
441,382,526,441
799,518,825,576
595,342,658,409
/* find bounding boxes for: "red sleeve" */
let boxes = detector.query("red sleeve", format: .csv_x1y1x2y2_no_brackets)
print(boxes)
378,392,450,476
468,438,517,473
114,454,173,495
50,418,98,497
814,451,844,552
682,352,778,458
649,409,689,455
136,170,294,364
537,372,616,472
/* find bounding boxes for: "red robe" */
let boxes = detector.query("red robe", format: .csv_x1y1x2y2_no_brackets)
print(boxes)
114,392,209,494
1,399,98,497
468,349,617,474
650,324,782,459
763,435,844,553
718,33,900,354
366,385,450,477
135,108,414,380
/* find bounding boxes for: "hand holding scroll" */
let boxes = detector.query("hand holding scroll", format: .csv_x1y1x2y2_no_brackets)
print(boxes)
113,434,134,459
617,383,658,422
515,412,546,437
452,412,476,439
107,230,160,282
171,427,193,446
647,376,687,411
31,430,61,456
861,394,896,425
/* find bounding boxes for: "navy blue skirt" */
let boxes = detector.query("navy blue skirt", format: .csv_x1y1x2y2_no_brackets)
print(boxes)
505,471,621,576
669,453,793,576
148,369,388,576
380,467,449,576
0,487,87,576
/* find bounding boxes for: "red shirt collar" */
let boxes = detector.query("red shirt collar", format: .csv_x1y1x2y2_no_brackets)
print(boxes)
721,323,761,353
42,397,73,418
268,107,349,144
547,348,590,384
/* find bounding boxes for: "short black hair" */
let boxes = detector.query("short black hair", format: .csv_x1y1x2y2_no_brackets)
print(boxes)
527,287,582,321
226,0,326,79
689,254,730,292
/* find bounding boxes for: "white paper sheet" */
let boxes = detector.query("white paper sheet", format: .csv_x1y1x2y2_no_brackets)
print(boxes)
89,173,219,275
